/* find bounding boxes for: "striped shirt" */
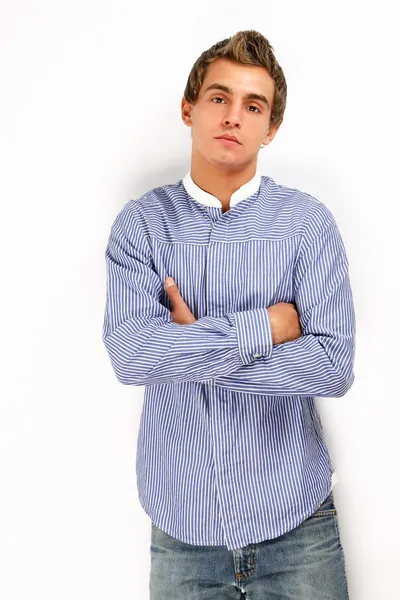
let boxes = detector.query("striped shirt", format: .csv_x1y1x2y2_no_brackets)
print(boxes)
102,170,356,551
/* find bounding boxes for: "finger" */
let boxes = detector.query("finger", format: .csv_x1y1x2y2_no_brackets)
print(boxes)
165,277,177,291
165,277,183,303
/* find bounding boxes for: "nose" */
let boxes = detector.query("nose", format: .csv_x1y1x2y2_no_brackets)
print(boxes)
223,104,241,127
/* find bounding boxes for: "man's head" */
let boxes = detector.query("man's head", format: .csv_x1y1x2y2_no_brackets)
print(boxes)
181,30,287,174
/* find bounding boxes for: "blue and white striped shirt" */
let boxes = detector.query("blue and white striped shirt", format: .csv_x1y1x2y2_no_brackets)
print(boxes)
102,170,356,551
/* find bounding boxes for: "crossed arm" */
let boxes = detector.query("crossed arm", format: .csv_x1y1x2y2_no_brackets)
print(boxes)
165,277,301,345
103,202,356,397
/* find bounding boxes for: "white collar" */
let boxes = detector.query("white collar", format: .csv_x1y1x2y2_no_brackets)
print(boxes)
182,171,261,208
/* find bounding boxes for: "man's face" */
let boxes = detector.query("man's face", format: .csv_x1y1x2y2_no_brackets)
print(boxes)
181,58,280,171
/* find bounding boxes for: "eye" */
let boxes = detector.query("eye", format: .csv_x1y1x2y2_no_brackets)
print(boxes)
211,97,261,113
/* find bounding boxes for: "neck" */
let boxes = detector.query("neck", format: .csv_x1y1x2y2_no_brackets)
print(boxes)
190,151,257,211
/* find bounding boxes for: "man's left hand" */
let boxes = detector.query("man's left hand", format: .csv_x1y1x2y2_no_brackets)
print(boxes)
165,277,197,325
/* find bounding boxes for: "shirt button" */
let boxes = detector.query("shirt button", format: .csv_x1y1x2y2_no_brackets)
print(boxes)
253,353,261,358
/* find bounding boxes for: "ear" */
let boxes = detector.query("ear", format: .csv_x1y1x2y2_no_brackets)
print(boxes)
181,96,193,127
262,121,282,146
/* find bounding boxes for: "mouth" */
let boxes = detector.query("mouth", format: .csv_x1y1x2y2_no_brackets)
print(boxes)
215,136,241,146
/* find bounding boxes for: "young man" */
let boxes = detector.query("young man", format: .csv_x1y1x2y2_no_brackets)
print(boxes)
103,30,355,599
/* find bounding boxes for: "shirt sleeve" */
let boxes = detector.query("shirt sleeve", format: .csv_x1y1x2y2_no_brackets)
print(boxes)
213,203,356,397
102,203,273,386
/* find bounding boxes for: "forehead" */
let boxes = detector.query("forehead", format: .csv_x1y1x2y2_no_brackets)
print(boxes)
201,58,275,99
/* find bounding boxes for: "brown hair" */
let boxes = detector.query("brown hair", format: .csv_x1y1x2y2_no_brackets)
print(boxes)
183,30,287,128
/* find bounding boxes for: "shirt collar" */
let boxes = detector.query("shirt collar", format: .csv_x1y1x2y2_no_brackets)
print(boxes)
182,171,262,208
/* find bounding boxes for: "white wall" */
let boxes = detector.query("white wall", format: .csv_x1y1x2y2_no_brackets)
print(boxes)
1,1,398,598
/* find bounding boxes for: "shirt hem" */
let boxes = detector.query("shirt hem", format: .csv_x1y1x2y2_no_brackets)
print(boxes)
137,472,338,550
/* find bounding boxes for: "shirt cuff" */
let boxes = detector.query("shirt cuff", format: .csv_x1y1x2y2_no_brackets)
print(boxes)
226,307,273,366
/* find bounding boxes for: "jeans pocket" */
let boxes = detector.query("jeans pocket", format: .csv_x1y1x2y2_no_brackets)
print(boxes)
310,491,337,517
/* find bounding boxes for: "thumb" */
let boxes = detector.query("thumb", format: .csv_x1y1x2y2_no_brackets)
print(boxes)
165,277,181,302
165,276,177,290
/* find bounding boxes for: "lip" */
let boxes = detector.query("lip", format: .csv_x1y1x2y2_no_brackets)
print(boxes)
215,135,241,146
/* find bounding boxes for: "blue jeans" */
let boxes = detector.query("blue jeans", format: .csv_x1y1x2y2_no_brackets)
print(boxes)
149,490,349,599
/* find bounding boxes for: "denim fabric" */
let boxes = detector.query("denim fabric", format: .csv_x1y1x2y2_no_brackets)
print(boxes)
149,490,349,599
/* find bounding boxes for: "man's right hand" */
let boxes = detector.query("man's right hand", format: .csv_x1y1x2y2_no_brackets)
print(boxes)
267,302,302,345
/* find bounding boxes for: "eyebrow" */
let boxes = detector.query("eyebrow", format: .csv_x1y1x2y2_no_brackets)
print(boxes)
203,83,270,109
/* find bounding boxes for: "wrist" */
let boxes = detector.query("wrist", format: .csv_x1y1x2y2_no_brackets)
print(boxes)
266,307,278,344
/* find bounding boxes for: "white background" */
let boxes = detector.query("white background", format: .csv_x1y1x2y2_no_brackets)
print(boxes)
1,1,399,598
